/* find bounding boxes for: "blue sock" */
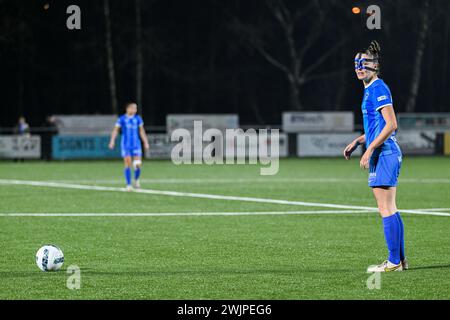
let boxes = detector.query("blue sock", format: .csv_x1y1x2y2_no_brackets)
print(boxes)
124,167,131,186
395,212,405,260
382,214,401,265
134,167,141,181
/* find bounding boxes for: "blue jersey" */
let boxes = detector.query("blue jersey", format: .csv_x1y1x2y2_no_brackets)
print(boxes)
362,78,401,156
115,114,144,150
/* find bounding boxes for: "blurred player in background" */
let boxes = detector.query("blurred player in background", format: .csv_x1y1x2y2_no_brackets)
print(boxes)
109,102,150,191
343,41,407,272
14,116,30,136
13,116,31,162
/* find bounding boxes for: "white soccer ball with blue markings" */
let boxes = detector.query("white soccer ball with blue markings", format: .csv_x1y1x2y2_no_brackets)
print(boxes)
35,245,64,272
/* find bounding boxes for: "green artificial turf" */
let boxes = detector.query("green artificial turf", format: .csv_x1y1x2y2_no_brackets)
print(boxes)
0,157,449,299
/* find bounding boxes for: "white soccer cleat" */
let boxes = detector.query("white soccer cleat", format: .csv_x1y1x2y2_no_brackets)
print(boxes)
126,185,133,192
401,258,409,270
134,180,141,189
367,260,403,273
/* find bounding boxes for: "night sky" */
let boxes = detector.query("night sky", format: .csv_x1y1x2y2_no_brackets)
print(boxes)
1,0,449,128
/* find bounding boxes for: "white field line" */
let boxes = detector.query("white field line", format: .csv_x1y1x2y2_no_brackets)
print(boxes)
0,210,373,217
0,179,382,211
40,178,450,184
0,179,449,217
413,208,450,212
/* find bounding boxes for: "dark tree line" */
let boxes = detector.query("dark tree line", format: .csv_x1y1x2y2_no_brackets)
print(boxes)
1,0,449,128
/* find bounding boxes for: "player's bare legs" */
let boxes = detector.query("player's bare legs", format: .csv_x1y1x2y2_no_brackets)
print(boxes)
132,156,142,189
124,156,132,168
372,187,397,218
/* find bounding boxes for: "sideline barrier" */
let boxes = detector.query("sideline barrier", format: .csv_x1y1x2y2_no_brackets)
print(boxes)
297,133,362,157
52,136,120,160
283,112,354,133
0,135,41,159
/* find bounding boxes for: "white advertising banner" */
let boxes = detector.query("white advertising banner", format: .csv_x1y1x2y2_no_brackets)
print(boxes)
396,131,437,155
297,133,361,157
144,134,176,159
257,132,288,158
224,132,288,159
283,112,354,133
159,130,287,161
166,114,239,135
0,135,41,159
53,115,117,136
398,113,450,131
278,133,288,157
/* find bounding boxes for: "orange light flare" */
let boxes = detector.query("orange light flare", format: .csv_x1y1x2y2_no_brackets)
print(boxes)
43,3,50,10
352,7,361,14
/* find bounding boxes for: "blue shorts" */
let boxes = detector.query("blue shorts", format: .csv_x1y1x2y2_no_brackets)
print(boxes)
368,152,402,188
121,147,142,158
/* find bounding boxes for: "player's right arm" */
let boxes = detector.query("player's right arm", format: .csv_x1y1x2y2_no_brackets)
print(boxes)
109,118,121,150
343,134,365,160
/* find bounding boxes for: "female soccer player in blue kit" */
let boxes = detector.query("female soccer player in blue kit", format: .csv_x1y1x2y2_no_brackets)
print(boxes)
343,41,407,272
109,102,150,191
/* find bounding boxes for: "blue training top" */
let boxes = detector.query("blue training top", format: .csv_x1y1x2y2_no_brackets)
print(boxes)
361,78,401,156
115,114,144,150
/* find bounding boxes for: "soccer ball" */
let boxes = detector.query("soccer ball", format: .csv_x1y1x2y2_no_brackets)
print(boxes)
35,245,64,272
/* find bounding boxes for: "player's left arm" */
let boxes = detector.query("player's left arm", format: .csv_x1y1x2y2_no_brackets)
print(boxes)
109,119,121,150
360,105,397,169
139,124,150,150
